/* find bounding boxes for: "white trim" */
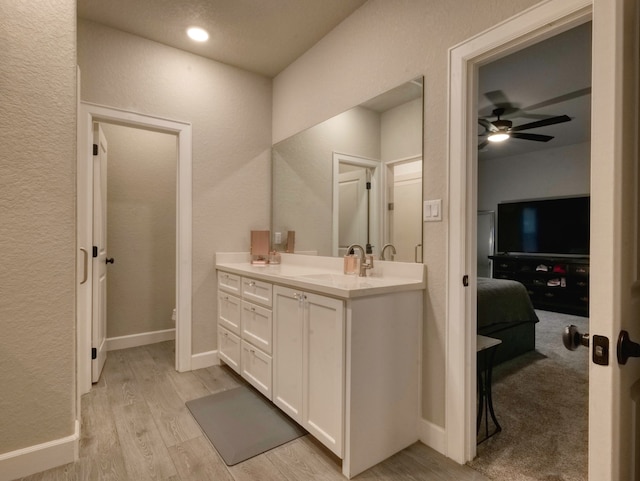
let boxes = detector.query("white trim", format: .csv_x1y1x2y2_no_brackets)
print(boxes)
106,328,176,351
77,102,193,398
331,152,382,257
191,350,220,370
418,418,446,456
0,420,79,481
446,0,592,464
383,153,422,167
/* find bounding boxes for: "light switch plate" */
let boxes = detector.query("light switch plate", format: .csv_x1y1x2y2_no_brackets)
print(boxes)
424,199,442,222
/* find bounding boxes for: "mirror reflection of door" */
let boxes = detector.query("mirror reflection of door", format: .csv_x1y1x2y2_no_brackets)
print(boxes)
338,165,369,255
386,158,422,262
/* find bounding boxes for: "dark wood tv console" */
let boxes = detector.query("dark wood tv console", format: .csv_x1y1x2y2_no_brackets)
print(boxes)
489,254,589,317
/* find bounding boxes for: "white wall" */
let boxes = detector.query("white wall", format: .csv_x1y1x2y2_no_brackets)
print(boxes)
272,0,541,428
78,20,272,354
479,142,591,212
102,124,177,338
0,0,76,456
381,97,423,162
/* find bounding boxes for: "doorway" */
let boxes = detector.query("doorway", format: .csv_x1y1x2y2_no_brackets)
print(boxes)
331,152,381,257
101,122,177,353
445,0,595,466
447,1,640,478
471,21,591,479
77,102,193,396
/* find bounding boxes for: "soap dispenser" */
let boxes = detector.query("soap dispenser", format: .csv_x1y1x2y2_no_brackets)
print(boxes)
343,248,359,275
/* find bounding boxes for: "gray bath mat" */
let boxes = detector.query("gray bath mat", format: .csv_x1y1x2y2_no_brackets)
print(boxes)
186,385,307,466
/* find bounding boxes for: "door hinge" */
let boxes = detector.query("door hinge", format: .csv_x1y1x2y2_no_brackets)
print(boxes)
91,347,97,360
92,246,98,258
463,275,469,287
93,144,98,156
388,202,394,211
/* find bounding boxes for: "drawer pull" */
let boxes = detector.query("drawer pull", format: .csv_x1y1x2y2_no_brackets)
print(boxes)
251,307,255,312
248,281,256,287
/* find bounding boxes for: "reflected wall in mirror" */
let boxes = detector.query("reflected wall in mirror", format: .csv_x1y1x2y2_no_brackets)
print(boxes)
272,77,424,261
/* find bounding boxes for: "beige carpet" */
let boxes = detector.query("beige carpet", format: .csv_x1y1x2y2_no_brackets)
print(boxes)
468,310,589,481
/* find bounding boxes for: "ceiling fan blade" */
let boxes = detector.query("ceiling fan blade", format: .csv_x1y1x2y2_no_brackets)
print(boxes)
482,90,519,116
510,132,554,142
510,115,571,132
478,118,496,132
478,140,489,150
523,87,591,111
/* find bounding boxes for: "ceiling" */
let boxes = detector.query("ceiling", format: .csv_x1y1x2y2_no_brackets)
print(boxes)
77,0,367,78
478,22,592,161
77,2,590,158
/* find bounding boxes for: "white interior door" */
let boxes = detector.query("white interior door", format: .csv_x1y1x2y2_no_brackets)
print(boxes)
338,168,368,255
588,0,640,478
390,162,422,262
92,123,108,382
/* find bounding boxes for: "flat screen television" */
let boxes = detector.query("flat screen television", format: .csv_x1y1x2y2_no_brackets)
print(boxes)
497,196,590,257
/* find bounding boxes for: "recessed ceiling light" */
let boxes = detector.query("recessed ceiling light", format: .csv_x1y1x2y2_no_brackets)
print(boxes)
187,27,209,42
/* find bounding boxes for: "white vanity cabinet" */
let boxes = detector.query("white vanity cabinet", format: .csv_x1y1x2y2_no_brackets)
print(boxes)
273,286,344,457
217,272,273,399
216,254,424,479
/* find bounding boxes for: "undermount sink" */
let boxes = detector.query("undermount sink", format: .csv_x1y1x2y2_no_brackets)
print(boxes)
298,272,387,288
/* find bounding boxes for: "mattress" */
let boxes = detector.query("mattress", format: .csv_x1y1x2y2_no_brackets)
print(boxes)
477,277,539,330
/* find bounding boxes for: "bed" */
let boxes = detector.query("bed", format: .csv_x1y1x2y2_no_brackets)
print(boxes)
477,277,539,365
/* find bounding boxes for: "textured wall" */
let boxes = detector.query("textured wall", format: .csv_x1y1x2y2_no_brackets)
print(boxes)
102,124,177,338
273,0,541,427
0,0,76,454
78,20,272,354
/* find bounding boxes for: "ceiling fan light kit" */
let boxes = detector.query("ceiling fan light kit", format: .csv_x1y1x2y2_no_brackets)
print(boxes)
478,103,573,150
487,131,510,142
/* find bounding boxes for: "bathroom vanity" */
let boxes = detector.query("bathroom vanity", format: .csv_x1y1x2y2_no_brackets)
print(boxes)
216,252,425,478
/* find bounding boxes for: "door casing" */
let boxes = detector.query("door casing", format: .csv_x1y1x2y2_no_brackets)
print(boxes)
446,0,595,465
77,102,193,396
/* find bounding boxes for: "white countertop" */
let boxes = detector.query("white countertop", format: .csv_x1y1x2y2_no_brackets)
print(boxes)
216,252,426,299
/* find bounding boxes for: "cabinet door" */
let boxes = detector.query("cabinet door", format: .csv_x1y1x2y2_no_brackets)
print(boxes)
303,292,345,457
272,286,304,422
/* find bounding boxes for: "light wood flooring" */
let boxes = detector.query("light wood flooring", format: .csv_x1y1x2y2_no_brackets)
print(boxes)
18,341,489,481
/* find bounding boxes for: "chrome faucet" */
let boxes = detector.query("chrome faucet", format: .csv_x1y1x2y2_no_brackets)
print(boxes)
346,243,373,277
380,243,397,261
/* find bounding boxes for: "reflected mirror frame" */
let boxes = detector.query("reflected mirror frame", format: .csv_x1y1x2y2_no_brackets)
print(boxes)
271,76,424,261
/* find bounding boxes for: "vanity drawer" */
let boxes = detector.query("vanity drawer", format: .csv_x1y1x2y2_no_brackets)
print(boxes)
218,292,241,335
241,301,272,354
241,340,272,400
242,277,273,307
218,326,241,374
218,271,241,296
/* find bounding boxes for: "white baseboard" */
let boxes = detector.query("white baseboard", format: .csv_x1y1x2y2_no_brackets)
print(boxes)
0,420,79,481
106,328,176,351
191,349,219,370
419,418,446,456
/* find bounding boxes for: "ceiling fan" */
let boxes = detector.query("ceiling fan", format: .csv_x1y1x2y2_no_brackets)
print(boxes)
478,107,571,150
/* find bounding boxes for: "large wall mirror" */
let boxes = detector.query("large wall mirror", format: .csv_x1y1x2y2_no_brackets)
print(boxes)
272,77,424,262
